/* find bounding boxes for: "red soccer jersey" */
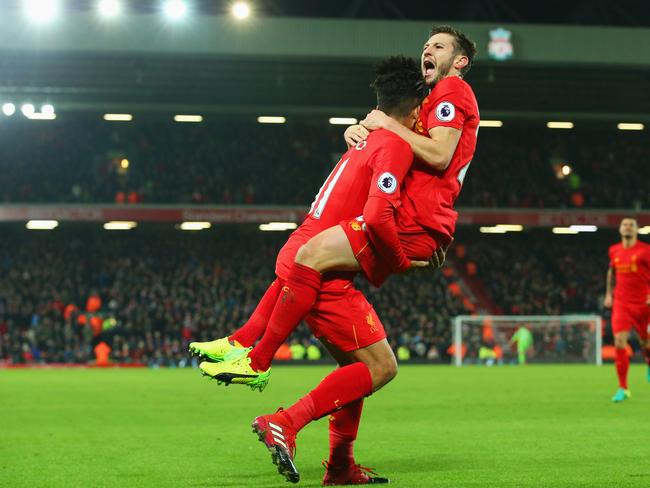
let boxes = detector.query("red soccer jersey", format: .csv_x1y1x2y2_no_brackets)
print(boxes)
609,240,650,305
397,75,479,239
275,129,412,280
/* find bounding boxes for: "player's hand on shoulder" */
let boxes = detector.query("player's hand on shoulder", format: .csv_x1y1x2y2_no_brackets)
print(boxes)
344,124,370,147
360,109,390,131
603,294,613,308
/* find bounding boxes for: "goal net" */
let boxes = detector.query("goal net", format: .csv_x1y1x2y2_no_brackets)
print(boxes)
452,315,602,366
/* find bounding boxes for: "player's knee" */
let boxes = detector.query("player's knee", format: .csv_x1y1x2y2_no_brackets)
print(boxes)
295,241,318,267
370,356,398,390
614,335,627,349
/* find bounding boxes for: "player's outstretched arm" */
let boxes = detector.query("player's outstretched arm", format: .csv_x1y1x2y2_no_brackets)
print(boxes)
361,110,461,171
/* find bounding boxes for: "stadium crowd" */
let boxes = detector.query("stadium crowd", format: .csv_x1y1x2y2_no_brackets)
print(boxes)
0,227,468,366
0,121,647,209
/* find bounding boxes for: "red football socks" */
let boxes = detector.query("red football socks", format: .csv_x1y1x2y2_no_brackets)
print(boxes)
228,279,282,347
615,348,629,389
328,399,364,469
281,362,373,433
249,263,321,372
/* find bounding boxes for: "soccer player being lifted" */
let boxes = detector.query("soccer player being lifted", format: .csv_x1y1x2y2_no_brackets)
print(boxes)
193,25,478,388
191,26,479,484
604,217,650,402
197,56,435,484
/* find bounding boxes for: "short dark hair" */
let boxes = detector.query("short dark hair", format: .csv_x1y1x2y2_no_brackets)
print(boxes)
370,56,428,117
621,217,638,224
429,25,477,77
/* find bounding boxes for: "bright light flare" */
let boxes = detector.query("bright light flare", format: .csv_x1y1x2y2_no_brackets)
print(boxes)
179,222,212,231
174,115,203,123
104,221,137,230
569,225,597,232
232,2,251,19
638,226,650,235
552,227,579,235
163,0,188,20
561,165,572,176
259,222,298,232
120,158,129,169
617,123,644,131
103,113,133,121
98,0,122,18
547,121,574,129
24,0,61,23
329,117,358,125
2,103,16,116
257,116,286,124
21,104,35,117
479,120,503,128
26,220,59,230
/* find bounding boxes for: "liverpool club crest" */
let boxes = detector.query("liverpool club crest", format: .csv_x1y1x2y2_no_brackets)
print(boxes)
488,27,513,61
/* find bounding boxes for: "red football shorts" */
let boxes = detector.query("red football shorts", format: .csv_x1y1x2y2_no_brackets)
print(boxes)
611,302,650,340
304,284,387,352
340,217,441,287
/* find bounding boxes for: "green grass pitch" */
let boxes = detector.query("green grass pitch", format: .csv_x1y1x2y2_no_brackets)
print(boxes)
1,364,648,487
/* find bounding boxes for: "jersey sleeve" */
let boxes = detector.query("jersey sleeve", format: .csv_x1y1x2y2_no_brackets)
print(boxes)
426,77,467,131
363,196,411,273
367,139,414,208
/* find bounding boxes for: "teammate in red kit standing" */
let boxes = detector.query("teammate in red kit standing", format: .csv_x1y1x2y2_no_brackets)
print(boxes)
604,217,650,402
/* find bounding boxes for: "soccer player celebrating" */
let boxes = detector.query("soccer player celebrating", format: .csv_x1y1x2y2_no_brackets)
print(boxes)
193,25,479,384
604,217,650,402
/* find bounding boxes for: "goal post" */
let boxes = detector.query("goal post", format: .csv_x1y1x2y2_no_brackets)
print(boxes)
452,315,603,367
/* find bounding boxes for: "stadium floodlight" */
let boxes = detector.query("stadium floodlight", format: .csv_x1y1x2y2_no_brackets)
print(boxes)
257,116,286,124
495,224,523,231
2,103,16,116
639,226,650,235
27,113,57,120
24,0,61,23
329,117,358,125
569,225,597,232
479,226,508,234
104,113,133,121
98,0,122,18
231,2,251,20
259,222,298,231
104,221,137,230
561,164,572,176
163,0,188,21
21,104,35,117
120,158,129,169
552,227,579,234
546,121,574,129
179,221,211,231
617,122,644,131
479,120,503,128
174,114,203,123
26,220,59,230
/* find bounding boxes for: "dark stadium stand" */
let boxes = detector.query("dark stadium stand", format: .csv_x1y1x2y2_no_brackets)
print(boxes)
1,224,626,365
0,121,647,209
